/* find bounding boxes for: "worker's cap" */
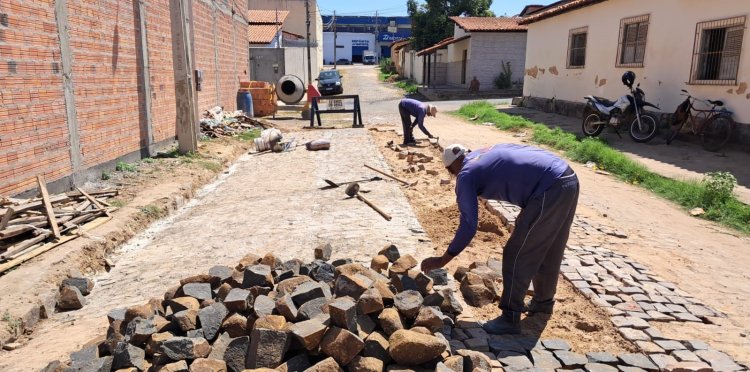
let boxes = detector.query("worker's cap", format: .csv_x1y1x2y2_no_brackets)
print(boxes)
427,104,438,117
443,144,468,167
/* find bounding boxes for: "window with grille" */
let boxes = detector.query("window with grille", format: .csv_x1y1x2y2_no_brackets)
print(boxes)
616,15,649,67
689,16,746,85
567,27,588,68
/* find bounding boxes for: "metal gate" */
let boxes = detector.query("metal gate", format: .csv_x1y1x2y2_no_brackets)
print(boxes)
250,48,285,84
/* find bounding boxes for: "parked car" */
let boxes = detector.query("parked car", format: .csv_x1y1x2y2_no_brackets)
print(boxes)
316,70,343,95
336,58,350,65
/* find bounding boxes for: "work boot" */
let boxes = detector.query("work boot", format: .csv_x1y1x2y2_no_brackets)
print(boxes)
482,311,521,335
524,298,555,314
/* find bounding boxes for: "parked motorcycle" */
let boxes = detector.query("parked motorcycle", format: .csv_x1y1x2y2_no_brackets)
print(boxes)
582,71,659,143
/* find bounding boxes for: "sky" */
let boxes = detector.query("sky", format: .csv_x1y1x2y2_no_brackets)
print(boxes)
316,0,542,18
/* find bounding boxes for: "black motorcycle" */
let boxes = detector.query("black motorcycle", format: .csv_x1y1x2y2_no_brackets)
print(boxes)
582,71,659,143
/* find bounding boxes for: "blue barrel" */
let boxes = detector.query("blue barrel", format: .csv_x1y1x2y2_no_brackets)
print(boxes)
236,91,254,117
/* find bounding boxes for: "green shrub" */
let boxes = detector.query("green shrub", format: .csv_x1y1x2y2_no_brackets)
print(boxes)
493,61,512,89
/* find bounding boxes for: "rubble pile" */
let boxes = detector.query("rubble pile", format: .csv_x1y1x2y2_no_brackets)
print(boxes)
61,244,471,372
0,188,118,269
200,106,268,139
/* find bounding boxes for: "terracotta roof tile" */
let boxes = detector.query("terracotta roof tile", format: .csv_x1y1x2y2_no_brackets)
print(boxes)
519,0,606,25
248,24,280,44
247,10,289,24
417,35,470,56
449,16,527,32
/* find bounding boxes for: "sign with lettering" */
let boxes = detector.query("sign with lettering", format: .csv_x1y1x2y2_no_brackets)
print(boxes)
352,40,370,47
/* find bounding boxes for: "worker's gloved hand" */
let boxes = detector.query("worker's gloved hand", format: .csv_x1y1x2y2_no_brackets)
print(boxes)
420,253,453,273
428,135,435,139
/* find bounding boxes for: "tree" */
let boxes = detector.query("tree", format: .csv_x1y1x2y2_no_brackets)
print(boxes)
407,0,494,50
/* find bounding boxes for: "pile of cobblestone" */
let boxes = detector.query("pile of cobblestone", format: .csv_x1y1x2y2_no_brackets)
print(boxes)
56,244,469,372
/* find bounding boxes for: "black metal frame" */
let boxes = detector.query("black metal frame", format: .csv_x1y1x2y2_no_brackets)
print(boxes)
309,95,364,128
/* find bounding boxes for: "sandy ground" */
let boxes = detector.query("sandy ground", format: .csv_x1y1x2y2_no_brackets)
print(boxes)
272,65,750,363
403,113,750,365
370,129,635,354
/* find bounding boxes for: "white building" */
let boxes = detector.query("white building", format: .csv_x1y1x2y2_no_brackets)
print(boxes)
323,32,377,64
521,0,750,143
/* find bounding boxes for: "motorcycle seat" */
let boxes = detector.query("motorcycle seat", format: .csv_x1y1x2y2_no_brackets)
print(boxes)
592,96,615,106
708,99,724,107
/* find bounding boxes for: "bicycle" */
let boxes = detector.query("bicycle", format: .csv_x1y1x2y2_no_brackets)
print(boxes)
666,89,736,152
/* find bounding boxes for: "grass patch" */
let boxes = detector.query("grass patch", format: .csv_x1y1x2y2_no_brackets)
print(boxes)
197,160,223,172
115,161,137,172
237,129,261,142
2,311,22,334
395,80,419,94
141,204,164,219
109,199,126,208
456,101,750,234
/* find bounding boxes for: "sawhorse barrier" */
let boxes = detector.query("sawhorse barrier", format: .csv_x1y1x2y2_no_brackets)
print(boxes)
309,95,363,128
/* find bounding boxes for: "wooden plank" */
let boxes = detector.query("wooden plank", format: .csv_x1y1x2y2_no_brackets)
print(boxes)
66,190,118,198
0,216,112,273
37,175,61,238
77,187,110,217
1,231,52,261
0,224,35,239
0,207,14,230
0,194,69,215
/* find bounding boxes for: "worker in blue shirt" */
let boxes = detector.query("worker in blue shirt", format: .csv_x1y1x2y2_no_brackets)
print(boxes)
398,98,437,146
421,143,579,335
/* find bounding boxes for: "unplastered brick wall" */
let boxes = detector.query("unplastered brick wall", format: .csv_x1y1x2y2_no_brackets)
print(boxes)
0,1,72,196
0,0,249,197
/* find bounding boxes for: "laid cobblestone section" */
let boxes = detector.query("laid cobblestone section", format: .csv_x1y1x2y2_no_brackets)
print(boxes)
483,200,747,371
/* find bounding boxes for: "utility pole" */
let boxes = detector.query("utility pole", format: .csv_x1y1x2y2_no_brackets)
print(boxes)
305,0,312,85
374,11,379,58
333,10,337,69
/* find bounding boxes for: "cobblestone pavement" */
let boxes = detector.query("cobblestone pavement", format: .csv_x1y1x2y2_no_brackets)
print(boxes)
0,129,431,371
477,200,747,371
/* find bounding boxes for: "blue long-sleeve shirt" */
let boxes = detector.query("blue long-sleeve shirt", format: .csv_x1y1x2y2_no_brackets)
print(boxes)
447,144,569,256
399,98,432,137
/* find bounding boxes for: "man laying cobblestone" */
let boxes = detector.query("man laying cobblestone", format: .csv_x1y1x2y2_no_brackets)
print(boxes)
421,143,580,334
398,98,437,146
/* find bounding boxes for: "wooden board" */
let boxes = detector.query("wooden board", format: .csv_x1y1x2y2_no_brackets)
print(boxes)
77,187,110,217
0,207,14,230
0,216,112,273
37,175,61,238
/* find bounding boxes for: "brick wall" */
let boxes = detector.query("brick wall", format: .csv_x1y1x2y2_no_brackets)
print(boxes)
0,0,249,196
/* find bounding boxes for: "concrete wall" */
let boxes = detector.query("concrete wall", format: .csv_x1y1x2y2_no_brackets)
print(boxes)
0,0,250,197
523,0,750,141
469,32,527,90
403,50,425,84
249,0,323,77
446,38,471,87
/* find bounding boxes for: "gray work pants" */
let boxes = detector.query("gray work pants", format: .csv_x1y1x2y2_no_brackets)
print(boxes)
499,170,579,315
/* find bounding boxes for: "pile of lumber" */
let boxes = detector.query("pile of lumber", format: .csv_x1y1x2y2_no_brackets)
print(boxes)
0,176,117,271
200,106,268,138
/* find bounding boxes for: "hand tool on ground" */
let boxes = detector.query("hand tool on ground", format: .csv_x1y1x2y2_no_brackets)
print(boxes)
363,164,410,186
322,176,383,188
345,183,391,221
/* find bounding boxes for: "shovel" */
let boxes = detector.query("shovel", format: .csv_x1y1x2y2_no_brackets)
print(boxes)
322,176,383,189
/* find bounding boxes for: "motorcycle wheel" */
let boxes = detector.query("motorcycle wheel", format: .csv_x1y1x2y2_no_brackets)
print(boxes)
582,112,604,137
629,113,658,143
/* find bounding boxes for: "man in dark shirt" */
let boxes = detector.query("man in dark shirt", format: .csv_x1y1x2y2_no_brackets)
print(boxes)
398,98,437,146
421,143,579,334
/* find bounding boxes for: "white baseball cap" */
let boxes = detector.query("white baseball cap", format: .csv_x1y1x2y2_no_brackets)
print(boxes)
443,144,468,167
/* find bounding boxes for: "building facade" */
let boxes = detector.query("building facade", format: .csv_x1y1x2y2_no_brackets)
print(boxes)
321,16,411,59
521,0,750,142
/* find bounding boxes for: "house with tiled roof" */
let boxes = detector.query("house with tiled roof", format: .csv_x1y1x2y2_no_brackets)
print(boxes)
246,1,323,85
520,0,750,143
407,16,528,91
